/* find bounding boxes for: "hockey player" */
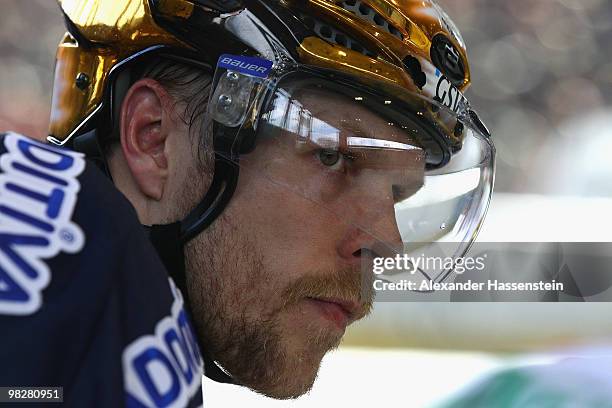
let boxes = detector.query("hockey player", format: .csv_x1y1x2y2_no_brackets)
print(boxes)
0,0,495,406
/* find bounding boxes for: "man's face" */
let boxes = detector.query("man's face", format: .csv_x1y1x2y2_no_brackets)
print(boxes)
181,88,424,398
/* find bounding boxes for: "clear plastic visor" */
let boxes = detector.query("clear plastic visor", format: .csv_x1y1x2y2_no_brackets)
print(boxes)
214,71,495,289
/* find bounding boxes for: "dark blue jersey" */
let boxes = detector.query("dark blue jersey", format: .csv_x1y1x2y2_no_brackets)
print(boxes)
0,132,204,407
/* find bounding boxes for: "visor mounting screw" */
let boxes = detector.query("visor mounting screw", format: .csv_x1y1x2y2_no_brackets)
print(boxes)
218,94,233,109
440,223,447,230
75,72,90,90
226,71,239,83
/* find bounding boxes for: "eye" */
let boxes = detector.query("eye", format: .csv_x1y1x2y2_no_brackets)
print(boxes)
318,149,341,167
316,149,357,172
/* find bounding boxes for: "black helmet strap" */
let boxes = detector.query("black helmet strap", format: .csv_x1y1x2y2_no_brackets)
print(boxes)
70,52,243,384
146,219,236,385
144,128,240,384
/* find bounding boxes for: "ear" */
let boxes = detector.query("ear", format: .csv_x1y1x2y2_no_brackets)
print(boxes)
119,78,171,201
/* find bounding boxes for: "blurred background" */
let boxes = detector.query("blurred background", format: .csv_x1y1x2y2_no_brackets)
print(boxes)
1,0,611,196
1,0,611,406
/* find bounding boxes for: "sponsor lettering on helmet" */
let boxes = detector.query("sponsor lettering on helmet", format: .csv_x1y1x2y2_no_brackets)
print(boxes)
218,54,273,78
434,70,468,113
421,58,469,115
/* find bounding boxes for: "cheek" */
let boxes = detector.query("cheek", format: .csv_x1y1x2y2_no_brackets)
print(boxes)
228,168,346,278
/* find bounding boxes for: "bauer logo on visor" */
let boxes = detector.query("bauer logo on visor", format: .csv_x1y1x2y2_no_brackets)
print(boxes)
218,54,273,78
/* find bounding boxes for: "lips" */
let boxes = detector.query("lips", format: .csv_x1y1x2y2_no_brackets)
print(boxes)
306,297,363,329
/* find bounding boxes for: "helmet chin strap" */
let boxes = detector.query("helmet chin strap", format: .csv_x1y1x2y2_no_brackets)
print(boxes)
74,110,243,384
145,153,239,385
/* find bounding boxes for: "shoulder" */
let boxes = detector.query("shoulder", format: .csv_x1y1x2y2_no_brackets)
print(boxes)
0,131,139,233
0,133,204,405
0,132,154,316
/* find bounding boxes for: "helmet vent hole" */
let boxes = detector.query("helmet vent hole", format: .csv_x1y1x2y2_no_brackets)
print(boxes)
351,42,364,53
358,3,372,16
373,13,384,26
299,12,377,59
319,25,333,39
388,24,402,39
341,0,404,41
403,56,427,89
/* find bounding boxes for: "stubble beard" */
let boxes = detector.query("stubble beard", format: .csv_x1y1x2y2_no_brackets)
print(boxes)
183,214,344,399
176,155,372,399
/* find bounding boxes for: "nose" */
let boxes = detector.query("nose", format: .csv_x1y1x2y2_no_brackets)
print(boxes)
335,204,403,266
334,167,422,265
